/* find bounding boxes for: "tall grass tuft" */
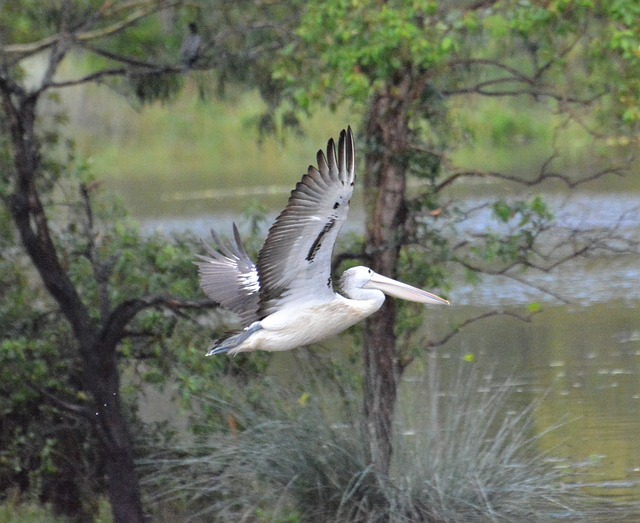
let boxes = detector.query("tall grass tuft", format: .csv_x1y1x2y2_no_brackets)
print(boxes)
392,366,571,522
141,362,608,522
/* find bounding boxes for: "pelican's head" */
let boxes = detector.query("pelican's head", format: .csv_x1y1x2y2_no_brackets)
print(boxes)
340,266,449,305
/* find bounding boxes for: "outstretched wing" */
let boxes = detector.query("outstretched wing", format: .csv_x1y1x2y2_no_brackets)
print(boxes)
195,223,260,326
256,127,356,318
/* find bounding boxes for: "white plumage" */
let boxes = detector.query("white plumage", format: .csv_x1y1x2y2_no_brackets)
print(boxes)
196,128,449,355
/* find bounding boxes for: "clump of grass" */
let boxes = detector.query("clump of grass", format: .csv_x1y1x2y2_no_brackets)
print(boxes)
392,367,570,522
0,492,114,523
141,363,609,522
140,391,377,522
0,490,70,523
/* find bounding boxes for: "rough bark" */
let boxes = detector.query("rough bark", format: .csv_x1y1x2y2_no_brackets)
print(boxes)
88,341,144,523
362,79,412,475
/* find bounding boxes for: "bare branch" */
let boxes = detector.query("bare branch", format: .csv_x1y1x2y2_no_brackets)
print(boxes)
25,379,94,421
443,81,602,103
436,160,626,193
47,64,182,90
35,36,75,98
80,182,118,321
428,310,534,350
100,296,217,350
80,41,175,69
443,28,593,103
449,58,539,87
2,0,183,57
1,34,59,58
399,309,535,371
456,256,573,303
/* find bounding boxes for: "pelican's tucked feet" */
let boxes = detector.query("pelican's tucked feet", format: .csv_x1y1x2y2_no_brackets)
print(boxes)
206,322,263,356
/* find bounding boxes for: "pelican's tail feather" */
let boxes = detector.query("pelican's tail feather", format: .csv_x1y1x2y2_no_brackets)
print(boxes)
206,322,262,356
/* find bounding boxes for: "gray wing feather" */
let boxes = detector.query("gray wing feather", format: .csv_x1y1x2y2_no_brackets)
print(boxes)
195,223,260,326
256,127,356,318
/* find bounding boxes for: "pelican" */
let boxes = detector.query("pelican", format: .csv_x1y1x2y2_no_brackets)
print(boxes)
196,127,449,355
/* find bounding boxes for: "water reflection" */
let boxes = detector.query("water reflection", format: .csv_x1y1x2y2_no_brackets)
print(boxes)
408,302,640,503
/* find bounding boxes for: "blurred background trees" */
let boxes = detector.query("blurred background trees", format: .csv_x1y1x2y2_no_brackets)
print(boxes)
0,0,638,521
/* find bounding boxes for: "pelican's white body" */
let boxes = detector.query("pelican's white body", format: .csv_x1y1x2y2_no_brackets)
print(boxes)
227,291,385,354
196,129,449,356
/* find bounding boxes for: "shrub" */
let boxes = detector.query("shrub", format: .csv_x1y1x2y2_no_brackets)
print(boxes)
141,361,608,522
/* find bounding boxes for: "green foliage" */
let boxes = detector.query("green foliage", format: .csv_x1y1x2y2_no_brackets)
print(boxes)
270,0,638,313
604,1,640,124
0,493,65,523
277,0,459,107
0,191,102,516
0,154,219,515
0,0,94,42
0,492,113,523
485,0,639,126
462,196,554,270
275,0,638,137
2,1,638,519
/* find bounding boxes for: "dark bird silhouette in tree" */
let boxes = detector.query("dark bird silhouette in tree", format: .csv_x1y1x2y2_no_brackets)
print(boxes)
181,22,201,69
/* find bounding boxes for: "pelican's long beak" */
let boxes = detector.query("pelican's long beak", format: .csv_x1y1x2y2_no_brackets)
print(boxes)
365,272,450,305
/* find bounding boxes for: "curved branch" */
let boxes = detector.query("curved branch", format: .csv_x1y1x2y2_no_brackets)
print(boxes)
1,34,59,57
76,1,183,43
47,64,182,90
399,309,535,371
435,160,626,193
2,1,183,56
448,58,534,84
79,42,176,69
427,310,534,350
25,379,94,421
100,296,217,350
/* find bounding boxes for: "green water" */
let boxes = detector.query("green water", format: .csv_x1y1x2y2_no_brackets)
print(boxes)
411,303,640,502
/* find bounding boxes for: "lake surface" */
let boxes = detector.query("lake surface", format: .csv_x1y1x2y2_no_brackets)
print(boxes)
418,302,640,502
119,177,640,510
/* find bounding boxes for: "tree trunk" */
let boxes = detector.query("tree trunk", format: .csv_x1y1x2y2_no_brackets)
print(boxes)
86,340,145,523
362,83,411,475
2,89,145,523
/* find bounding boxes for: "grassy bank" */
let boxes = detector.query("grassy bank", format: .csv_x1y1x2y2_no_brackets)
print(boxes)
52,74,637,222
0,492,112,523
68,80,349,188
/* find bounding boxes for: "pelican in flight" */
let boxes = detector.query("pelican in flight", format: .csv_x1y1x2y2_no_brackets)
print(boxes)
197,127,449,355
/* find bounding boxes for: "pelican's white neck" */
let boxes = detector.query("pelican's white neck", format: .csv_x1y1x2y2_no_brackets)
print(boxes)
339,266,386,307
341,285,385,305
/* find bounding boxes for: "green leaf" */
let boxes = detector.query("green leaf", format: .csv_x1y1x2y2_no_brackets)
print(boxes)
528,302,541,314
493,201,513,222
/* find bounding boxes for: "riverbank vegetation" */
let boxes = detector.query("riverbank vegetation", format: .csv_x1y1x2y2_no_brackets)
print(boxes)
1,1,638,521
67,85,639,209
141,363,594,522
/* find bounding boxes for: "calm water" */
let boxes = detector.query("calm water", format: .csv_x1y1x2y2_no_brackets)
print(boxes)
419,302,640,502
124,179,640,508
